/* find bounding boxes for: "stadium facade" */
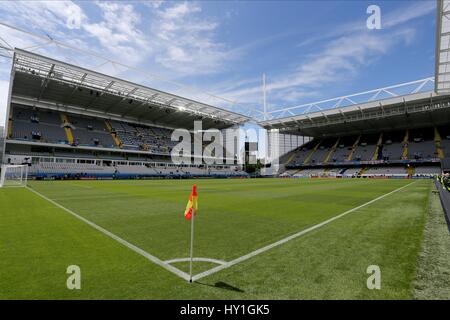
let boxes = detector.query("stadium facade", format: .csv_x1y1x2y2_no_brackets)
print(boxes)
2,49,250,179
2,48,450,180
259,90,450,178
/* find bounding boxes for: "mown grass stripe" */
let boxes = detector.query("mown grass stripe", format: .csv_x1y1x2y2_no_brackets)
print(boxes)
192,181,416,282
26,186,191,281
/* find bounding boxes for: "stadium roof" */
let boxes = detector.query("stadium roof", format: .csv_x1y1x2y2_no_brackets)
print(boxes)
259,91,450,137
436,0,450,93
259,77,435,120
9,49,250,130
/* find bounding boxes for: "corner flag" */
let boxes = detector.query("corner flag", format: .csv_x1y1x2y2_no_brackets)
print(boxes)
184,184,198,282
184,184,198,220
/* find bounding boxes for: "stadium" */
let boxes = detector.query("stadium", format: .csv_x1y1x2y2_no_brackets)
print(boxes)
1,0,450,303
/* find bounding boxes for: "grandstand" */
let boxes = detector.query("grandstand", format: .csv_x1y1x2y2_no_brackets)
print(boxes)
4,50,449,181
1,51,449,182
260,87,450,178
2,49,249,179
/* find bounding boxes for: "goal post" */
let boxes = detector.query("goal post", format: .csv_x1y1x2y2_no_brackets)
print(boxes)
0,165,29,188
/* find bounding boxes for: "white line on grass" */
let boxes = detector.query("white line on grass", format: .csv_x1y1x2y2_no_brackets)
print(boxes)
191,181,416,282
26,186,191,282
165,257,227,265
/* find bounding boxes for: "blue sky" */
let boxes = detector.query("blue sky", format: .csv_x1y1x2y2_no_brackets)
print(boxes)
0,0,437,126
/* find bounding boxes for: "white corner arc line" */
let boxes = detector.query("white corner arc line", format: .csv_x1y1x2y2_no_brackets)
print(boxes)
26,186,191,282
191,181,416,282
165,257,227,265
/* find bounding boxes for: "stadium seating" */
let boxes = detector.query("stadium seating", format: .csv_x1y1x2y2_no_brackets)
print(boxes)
281,165,440,178
280,127,444,178
290,148,313,165
309,139,335,164
115,165,158,175
9,105,246,179
284,127,441,170
10,105,181,153
12,120,67,143
442,158,450,171
330,136,358,162
110,120,177,154
11,106,67,143
438,126,450,158
380,131,405,161
362,166,407,176
413,166,441,175
27,161,246,178
352,134,378,161
407,128,436,160
10,103,445,180
342,167,362,176
293,168,328,177
67,114,115,148
281,169,300,176
8,105,234,165
29,162,116,176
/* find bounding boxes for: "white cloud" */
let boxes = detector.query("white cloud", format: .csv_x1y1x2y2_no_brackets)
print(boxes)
0,1,86,34
151,1,233,75
384,1,435,28
0,0,240,84
82,2,151,65
0,1,233,77
218,28,416,109
159,1,200,20
0,1,95,68
144,0,165,10
218,1,431,110
297,1,434,49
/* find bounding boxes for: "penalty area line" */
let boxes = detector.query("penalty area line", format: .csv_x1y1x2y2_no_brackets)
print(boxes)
191,181,417,282
26,186,191,282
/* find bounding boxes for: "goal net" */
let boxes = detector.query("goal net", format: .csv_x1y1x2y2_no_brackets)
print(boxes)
0,165,29,188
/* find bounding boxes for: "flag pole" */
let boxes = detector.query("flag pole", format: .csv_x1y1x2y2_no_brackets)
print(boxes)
189,207,195,283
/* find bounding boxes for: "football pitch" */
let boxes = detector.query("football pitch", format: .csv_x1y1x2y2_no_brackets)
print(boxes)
0,178,437,299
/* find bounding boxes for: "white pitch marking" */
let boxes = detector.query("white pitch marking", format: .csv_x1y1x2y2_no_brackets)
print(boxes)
26,186,191,282
191,181,416,282
165,257,227,266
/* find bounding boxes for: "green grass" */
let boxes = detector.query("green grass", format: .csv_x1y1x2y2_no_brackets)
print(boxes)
0,178,438,299
414,184,450,299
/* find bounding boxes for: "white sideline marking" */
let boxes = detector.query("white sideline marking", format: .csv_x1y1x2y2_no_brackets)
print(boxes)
26,186,191,282
165,257,227,266
191,181,416,282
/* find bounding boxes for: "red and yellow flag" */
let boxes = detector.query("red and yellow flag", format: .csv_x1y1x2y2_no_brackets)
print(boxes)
184,185,198,220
